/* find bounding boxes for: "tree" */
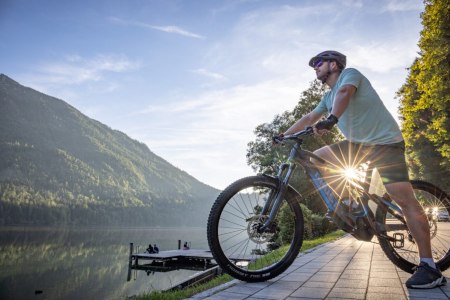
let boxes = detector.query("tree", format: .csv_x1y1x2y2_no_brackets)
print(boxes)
397,0,450,190
246,80,343,213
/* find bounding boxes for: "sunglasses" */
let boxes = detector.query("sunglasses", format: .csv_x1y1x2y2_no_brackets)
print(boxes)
313,59,327,68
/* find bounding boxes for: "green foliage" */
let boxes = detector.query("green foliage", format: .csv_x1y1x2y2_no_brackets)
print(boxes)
298,203,337,240
397,0,450,190
0,74,219,226
246,80,343,212
278,203,296,243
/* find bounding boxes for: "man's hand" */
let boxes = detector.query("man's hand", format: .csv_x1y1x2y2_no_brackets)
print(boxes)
314,114,338,135
272,133,285,145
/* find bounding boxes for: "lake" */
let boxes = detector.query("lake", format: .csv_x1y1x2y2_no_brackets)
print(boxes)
0,226,210,300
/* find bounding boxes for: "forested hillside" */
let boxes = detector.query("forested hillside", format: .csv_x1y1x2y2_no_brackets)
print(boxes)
0,74,219,226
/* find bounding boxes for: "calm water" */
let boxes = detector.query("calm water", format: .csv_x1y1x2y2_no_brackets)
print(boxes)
0,226,209,300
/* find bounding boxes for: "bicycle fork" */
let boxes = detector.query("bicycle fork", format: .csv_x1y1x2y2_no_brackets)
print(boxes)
258,163,297,232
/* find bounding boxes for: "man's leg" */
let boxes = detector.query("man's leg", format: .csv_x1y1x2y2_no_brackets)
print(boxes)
386,181,446,288
384,181,432,258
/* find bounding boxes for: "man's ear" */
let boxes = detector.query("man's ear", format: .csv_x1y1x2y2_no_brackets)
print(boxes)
330,61,338,71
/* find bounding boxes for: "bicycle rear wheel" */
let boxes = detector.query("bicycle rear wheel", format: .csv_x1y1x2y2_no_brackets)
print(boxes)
207,175,304,282
376,180,450,273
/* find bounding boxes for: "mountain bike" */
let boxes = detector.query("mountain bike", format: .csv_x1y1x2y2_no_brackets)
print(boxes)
207,127,450,282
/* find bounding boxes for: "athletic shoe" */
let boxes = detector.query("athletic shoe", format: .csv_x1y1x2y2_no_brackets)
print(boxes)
405,262,447,289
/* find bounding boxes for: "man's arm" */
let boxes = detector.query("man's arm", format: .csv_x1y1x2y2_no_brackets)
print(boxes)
284,84,356,135
330,84,356,118
313,84,357,133
284,110,323,135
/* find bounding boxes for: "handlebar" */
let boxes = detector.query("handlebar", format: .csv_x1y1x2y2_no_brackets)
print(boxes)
272,127,314,144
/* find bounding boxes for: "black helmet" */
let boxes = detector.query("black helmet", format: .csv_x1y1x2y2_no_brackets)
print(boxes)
309,50,346,69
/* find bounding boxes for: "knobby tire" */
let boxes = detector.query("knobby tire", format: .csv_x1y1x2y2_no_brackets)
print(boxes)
207,175,304,282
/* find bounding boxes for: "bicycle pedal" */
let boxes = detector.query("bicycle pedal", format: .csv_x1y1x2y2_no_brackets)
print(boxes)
393,232,405,248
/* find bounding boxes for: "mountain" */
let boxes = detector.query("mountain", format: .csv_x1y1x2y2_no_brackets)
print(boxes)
0,74,219,226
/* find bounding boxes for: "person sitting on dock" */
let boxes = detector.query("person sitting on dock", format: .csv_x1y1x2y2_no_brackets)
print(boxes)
146,244,155,254
153,244,159,253
183,242,190,250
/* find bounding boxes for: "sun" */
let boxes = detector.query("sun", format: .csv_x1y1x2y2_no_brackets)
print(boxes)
343,167,359,180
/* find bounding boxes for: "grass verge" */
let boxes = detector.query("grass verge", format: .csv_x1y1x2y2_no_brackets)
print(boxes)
134,230,346,300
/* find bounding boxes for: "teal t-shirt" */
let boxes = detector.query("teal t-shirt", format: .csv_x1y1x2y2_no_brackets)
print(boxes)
313,68,403,145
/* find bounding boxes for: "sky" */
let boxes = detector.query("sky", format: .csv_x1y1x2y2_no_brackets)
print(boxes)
0,0,425,190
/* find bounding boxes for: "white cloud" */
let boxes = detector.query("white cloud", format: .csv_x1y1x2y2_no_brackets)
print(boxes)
383,0,423,12
110,17,205,39
131,77,306,188
347,43,419,73
34,54,140,85
340,0,364,8
14,53,141,115
150,25,206,39
140,78,301,124
140,97,210,114
191,68,228,81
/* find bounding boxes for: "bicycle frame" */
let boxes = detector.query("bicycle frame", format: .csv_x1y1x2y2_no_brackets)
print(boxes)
259,130,407,236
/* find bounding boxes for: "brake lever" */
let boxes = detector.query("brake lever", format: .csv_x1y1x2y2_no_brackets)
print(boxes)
272,135,285,145
304,126,314,135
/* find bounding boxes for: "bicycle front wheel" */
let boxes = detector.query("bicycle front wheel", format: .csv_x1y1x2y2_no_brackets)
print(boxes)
207,175,304,282
376,180,450,273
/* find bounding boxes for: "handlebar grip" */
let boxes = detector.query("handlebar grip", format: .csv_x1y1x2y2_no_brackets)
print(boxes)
272,135,284,144
272,127,313,144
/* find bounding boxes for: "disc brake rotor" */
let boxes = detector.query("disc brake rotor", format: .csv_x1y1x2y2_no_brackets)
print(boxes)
247,215,275,244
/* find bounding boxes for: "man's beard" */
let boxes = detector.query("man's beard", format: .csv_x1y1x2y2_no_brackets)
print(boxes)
317,72,329,84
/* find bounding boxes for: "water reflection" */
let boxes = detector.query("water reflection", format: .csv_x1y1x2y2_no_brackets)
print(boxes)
0,227,208,300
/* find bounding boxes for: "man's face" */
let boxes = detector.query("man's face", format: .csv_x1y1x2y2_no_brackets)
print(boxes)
313,59,330,82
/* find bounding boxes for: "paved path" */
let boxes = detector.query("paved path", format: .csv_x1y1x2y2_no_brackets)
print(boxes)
188,235,450,299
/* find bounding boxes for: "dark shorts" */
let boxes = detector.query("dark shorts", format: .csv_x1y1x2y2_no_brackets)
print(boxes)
328,140,410,185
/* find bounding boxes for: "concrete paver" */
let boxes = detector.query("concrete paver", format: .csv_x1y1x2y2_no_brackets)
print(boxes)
189,235,450,300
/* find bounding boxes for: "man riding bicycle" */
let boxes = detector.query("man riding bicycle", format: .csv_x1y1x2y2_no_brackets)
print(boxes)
282,50,446,289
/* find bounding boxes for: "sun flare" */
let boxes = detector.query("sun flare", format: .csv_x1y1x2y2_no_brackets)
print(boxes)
343,168,359,179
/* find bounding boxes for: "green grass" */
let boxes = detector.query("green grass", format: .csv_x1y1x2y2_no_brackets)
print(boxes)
134,274,234,300
301,230,346,250
134,230,346,300
247,244,290,270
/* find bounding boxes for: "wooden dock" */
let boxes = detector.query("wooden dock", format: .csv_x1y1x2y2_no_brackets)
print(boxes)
127,243,257,284
131,249,217,269
127,244,221,282
127,248,223,290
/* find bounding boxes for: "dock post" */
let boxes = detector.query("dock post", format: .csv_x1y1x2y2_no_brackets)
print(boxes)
129,243,134,265
127,243,134,281
178,239,181,250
